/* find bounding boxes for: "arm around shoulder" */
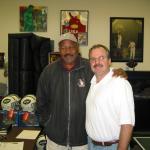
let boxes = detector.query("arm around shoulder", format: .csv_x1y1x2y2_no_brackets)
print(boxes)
113,68,128,79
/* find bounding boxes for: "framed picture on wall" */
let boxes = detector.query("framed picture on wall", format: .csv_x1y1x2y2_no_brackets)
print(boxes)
48,52,60,64
110,17,144,62
0,52,5,69
60,10,89,46
20,5,48,32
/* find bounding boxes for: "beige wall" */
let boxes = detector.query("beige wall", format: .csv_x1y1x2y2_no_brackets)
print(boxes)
0,0,150,84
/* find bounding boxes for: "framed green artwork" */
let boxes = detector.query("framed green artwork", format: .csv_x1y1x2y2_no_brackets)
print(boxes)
20,5,47,32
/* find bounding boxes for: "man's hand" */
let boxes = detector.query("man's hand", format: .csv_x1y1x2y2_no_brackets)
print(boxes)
113,68,128,79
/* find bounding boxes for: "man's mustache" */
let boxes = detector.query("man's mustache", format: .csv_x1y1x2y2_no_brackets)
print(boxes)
93,64,103,68
64,54,73,57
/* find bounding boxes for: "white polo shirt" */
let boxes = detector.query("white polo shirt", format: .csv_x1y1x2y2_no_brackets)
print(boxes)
86,69,135,141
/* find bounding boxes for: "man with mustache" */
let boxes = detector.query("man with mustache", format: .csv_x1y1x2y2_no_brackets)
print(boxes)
36,33,127,150
86,44,135,150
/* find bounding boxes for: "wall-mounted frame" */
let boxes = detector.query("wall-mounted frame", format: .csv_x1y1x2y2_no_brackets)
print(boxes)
20,5,48,32
60,10,89,46
110,17,144,62
0,52,5,69
48,52,60,64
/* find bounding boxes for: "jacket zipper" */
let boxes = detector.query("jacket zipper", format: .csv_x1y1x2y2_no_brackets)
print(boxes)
67,72,71,147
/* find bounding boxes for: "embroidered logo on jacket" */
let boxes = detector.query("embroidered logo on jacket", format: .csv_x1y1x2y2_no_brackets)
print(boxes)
77,78,85,87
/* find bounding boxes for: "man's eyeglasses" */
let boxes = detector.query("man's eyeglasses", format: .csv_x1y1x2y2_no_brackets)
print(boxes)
89,56,107,62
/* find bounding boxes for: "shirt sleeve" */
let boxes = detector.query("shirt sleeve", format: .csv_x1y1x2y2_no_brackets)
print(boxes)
116,78,135,126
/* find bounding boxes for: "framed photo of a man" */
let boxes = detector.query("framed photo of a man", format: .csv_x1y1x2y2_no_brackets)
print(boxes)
110,17,144,62
60,10,89,46
20,5,48,32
